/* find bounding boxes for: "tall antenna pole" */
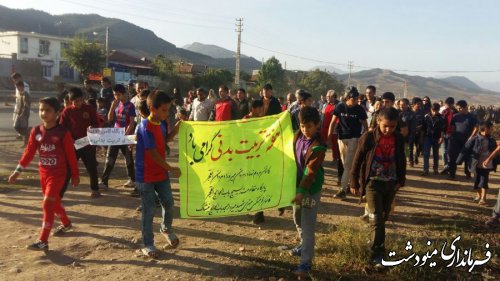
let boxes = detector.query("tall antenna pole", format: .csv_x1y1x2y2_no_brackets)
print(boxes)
235,18,243,87
105,26,109,68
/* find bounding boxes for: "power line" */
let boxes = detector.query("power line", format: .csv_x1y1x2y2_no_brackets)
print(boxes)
242,41,500,74
61,0,232,30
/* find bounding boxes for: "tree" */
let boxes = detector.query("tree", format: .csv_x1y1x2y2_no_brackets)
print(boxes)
152,54,176,80
194,68,233,91
257,56,289,95
298,69,345,99
63,36,105,80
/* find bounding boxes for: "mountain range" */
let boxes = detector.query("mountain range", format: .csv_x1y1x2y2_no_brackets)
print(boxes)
338,69,500,104
0,5,261,73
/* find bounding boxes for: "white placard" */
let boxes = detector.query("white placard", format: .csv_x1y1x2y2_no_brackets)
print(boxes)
74,128,136,149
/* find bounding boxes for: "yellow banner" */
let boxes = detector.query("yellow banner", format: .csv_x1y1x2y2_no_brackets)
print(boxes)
178,111,296,218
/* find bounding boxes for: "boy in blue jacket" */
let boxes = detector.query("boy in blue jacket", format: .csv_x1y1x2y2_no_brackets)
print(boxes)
457,121,497,205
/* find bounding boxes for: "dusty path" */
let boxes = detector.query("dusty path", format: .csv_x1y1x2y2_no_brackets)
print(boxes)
0,136,498,281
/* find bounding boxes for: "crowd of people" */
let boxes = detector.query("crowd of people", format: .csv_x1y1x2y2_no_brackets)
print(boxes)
6,72,500,277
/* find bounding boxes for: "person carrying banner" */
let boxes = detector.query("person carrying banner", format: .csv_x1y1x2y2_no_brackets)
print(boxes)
100,84,136,190
290,106,326,278
60,87,101,198
135,91,181,258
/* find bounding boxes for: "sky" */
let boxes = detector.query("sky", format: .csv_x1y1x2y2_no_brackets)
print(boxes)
2,0,500,87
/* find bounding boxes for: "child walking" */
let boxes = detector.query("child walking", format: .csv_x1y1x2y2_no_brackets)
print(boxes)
350,107,406,268
13,81,31,146
8,97,79,251
421,103,445,176
290,106,326,277
100,84,136,189
60,87,101,198
457,121,497,205
136,91,181,258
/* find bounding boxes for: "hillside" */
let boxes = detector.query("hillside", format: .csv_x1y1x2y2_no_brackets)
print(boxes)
338,69,500,104
183,42,261,72
0,5,260,72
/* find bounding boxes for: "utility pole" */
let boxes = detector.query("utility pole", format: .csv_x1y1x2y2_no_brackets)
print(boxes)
105,26,109,68
347,60,354,87
403,80,408,98
235,18,243,87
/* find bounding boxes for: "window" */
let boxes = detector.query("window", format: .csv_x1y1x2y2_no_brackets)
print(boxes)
59,61,74,80
39,40,50,55
42,65,52,78
61,42,70,51
20,38,28,54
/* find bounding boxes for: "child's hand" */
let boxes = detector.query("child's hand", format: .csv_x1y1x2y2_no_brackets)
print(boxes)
169,167,181,178
438,137,444,145
8,172,19,184
71,177,80,187
483,159,491,168
291,193,304,205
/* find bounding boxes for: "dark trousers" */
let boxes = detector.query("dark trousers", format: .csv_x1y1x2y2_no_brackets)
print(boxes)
77,145,99,191
101,145,135,185
366,180,397,259
409,131,423,163
337,158,344,182
474,168,490,189
442,135,451,168
59,168,71,198
449,136,470,177
423,137,440,172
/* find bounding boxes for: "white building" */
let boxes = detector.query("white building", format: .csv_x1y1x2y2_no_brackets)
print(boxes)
0,31,78,81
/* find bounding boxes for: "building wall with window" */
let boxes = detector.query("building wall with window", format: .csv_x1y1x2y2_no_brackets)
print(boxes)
0,31,78,81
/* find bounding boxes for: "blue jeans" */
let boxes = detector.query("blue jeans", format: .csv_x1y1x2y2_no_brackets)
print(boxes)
293,191,321,267
137,179,174,247
423,137,440,172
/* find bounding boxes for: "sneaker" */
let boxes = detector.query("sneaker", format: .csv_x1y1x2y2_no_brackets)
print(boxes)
289,244,302,257
136,205,142,212
53,223,72,236
253,212,265,224
465,171,472,179
15,135,23,140
278,207,285,216
421,171,429,176
472,196,480,202
440,167,449,175
333,190,347,199
160,229,179,248
294,263,311,278
130,189,140,198
123,179,135,188
27,240,48,251
90,190,101,198
372,256,384,269
98,181,108,191
359,213,369,223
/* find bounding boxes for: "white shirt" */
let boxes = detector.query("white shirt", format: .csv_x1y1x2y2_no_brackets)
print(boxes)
189,98,214,121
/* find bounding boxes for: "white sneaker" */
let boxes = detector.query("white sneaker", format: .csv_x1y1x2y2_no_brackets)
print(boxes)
123,180,135,188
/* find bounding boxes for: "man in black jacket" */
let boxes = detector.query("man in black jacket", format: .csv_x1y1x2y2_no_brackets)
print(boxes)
261,83,282,116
